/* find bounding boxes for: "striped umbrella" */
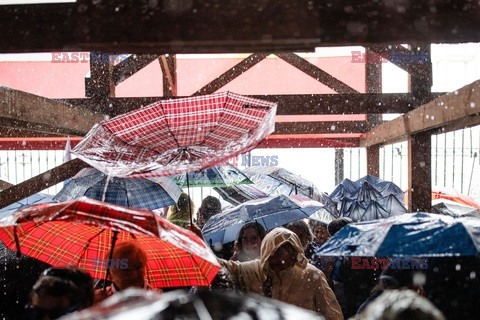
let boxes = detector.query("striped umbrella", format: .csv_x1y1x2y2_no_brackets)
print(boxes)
0,198,220,288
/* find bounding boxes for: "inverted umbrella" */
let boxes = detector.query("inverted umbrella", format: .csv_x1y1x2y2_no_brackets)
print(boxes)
213,184,269,206
73,92,277,178
0,198,220,288
330,175,407,221
54,168,181,210
0,193,53,219
202,194,332,245
316,212,480,257
60,288,324,320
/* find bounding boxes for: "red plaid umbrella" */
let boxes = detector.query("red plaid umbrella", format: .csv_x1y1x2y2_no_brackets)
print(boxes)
0,197,220,288
73,92,277,178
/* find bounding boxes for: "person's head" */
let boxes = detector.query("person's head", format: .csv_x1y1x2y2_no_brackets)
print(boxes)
380,259,427,294
236,222,266,261
108,240,148,290
358,289,445,320
168,192,195,220
260,228,307,275
28,267,93,320
286,220,314,250
197,196,222,226
327,217,353,236
311,221,330,246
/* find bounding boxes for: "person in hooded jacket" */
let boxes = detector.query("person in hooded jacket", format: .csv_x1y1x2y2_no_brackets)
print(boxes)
218,227,343,320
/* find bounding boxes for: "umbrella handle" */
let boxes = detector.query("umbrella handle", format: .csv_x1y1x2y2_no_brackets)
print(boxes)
13,225,21,259
187,173,193,226
103,230,119,290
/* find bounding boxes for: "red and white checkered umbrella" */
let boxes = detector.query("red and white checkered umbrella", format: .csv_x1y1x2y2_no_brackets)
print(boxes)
0,197,220,288
73,92,277,178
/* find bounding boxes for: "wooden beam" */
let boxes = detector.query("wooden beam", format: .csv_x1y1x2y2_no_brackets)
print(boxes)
275,53,359,94
258,136,359,148
408,131,432,212
59,93,444,117
159,55,177,97
274,121,376,135
86,52,115,100
0,86,104,136
193,53,270,96
367,44,431,80
366,146,380,177
0,126,67,138
359,80,480,147
0,159,90,209
2,1,480,53
0,117,83,137
0,179,13,191
113,54,160,85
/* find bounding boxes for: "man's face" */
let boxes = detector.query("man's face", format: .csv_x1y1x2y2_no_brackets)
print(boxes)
268,243,297,274
110,254,146,290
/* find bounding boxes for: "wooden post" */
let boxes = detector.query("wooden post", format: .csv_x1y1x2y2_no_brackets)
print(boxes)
367,146,380,177
334,148,344,185
408,132,432,212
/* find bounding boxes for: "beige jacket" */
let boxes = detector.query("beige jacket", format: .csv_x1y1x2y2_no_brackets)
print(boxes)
220,228,343,320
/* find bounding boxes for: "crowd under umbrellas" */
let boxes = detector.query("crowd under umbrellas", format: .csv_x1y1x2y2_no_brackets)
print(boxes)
1,92,480,319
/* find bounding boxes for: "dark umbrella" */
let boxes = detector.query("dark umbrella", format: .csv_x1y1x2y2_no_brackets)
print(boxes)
202,195,331,246
316,212,480,257
213,184,269,206
59,288,325,320
54,168,181,210
330,175,407,221
173,164,252,188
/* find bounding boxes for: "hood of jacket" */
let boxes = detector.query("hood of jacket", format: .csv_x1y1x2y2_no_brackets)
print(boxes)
260,227,308,272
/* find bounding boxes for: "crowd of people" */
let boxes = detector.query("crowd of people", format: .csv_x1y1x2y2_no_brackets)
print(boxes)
1,193,479,320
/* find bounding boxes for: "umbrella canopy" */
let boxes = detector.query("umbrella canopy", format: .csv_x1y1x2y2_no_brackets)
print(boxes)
242,166,327,202
0,193,54,219
316,212,480,257
431,199,480,217
60,288,324,320
173,164,252,188
73,92,277,178
213,184,269,206
431,187,480,209
330,175,407,221
0,198,220,288
54,168,181,210
202,195,331,245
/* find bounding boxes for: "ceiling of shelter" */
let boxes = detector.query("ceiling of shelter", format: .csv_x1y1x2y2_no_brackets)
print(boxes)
0,0,479,149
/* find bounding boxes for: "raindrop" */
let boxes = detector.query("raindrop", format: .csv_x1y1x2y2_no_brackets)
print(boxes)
470,102,475,108
431,115,435,120
419,161,426,168
21,141,26,146
455,264,461,271
454,90,459,95
413,272,426,286
115,6,120,12
344,6,353,13
470,271,476,279
43,172,52,181
330,125,336,131
346,21,367,36
426,115,430,119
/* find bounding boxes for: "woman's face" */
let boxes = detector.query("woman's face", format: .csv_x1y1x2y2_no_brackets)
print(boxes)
313,224,330,246
241,227,262,260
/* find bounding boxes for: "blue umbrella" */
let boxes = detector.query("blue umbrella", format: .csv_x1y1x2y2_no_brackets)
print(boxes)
330,175,407,221
0,193,54,219
173,164,252,188
54,168,181,210
202,194,331,246
316,212,480,257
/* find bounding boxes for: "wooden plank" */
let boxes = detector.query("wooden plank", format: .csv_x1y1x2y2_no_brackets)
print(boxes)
408,132,432,212
275,53,359,94
366,146,380,177
59,93,444,117
86,53,115,100
0,116,83,137
0,86,105,136
258,136,359,148
0,126,67,138
2,2,480,53
193,53,270,96
0,179,13,191
359,80,480,147
274,121,377,135
159,55,177,96
367,44,431,80
0,159,90,209
113,54,160,85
